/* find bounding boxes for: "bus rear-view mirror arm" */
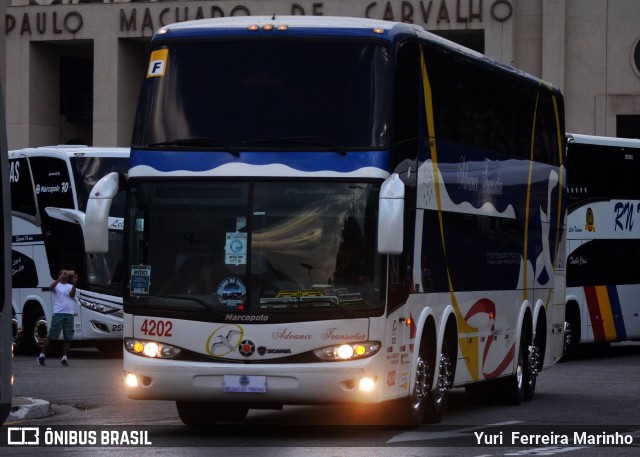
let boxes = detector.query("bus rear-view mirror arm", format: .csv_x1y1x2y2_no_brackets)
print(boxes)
378,173,404,255
84,171,120,254
45,207,86,227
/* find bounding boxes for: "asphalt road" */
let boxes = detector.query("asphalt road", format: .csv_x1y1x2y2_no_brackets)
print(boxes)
3,341,640,456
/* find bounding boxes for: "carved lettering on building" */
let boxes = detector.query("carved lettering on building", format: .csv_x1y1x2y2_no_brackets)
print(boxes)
5,0,513,36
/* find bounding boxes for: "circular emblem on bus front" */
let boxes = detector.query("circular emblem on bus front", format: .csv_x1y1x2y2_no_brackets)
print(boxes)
230,239,244,253
216,277,247,308
238,339,255,357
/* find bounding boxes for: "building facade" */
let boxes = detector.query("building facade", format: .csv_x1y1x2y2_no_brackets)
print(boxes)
1,0,639,149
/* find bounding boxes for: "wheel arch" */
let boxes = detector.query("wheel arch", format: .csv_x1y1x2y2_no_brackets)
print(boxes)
532,299,548,363
409,307,437,395
515,301,534,359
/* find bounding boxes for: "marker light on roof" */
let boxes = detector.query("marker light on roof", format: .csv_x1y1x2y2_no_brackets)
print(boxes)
373,27,384,34
248,25,259,31
263,24,274,31
277,25,288,31
157,27,168,35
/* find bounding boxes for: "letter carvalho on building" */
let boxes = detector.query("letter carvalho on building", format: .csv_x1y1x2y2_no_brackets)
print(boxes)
5,0,514,37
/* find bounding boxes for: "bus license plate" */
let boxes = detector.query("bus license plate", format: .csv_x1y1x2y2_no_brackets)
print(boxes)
223,375,267,393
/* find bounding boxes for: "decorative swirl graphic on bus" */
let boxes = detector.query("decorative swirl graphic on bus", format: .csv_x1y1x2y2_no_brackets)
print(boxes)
205,324,244,356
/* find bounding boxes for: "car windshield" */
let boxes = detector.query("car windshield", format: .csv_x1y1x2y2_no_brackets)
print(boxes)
127,180,384,320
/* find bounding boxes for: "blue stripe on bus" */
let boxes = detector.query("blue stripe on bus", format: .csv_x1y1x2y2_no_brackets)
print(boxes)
130,150,390,174
607,284,627,341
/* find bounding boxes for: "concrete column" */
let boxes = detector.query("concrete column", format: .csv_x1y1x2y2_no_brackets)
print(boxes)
485,0,516,66
116,40,148,147
93,37,119,146
5,37,31,150
541,0,565,91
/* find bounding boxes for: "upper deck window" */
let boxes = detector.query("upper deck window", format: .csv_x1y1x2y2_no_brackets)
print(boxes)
132,40,390,151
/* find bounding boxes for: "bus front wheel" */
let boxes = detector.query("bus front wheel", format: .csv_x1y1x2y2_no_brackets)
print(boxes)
15,306,47,355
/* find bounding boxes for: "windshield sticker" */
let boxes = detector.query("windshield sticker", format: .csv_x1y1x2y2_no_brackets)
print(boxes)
236,217,247,231
130,265,151,295
147,49,168,78
225,232,247,265
217,277,247,308
135,218,144,232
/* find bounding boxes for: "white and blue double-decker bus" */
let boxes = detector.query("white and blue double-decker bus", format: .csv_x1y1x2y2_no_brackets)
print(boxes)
87,16,567,425
564,134,640,355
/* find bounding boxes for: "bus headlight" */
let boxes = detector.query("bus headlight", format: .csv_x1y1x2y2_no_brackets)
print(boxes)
313,341,381,361
78,297,120,315
124,337,182,359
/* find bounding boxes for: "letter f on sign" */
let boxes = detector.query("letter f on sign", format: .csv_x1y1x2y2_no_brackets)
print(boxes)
147,49,168,78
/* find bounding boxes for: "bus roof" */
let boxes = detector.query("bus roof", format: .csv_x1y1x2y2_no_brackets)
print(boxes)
567,133,640,149
9,145,129,159
155,15,419,36
152,16,560,96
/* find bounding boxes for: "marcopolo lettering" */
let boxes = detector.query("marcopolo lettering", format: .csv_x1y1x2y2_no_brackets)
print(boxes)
225,314,268,322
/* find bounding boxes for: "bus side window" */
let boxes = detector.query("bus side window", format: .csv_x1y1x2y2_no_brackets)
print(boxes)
392,41,420,177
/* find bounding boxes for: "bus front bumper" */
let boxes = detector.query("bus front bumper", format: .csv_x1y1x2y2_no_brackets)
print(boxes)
123,351,387,405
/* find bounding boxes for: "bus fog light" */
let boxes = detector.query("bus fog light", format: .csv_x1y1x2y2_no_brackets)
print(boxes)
359,377,376,392
125,373,139,388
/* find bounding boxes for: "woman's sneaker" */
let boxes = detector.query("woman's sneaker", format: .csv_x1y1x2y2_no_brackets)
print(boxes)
37,356,45,366
61,359,69,366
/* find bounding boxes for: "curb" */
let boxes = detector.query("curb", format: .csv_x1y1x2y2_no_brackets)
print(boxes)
6,397,52,423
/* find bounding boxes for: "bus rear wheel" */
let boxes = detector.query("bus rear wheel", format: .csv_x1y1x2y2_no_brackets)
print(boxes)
399,333,451,425
176,401,249,426
424,342,453,423
563,307,580,360
502,334,530,405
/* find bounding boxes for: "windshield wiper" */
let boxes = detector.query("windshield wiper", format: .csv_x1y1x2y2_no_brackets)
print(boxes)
243,136,346,155
155,294,218,312
258,296,354,314
147,138,239,156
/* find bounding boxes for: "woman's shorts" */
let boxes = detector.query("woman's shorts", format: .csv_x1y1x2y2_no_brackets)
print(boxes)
48,313,75,341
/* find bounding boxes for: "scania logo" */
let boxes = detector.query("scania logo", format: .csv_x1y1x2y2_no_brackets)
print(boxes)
257,346,292,356
238,339,255,357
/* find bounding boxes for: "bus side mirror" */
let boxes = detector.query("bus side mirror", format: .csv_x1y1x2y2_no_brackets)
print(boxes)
378,173,404,254
84,172,120,253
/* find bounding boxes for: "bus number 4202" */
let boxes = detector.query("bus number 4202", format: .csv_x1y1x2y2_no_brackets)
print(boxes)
140,319,173,337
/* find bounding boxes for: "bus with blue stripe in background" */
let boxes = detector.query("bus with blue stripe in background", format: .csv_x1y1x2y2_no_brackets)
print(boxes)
86,16,567,425
564,134,640,357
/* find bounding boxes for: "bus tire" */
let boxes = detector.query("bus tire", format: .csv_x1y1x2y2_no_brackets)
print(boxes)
524,317,545,401
15,306,47,355
176,401,249,426
389,331,434,426
502,333,530,405
424,339,453,423
562,304,580,360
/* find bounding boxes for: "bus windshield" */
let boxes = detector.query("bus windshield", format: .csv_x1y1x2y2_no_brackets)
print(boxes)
70,156,128,293
132,40,390,150
127,180,384,319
